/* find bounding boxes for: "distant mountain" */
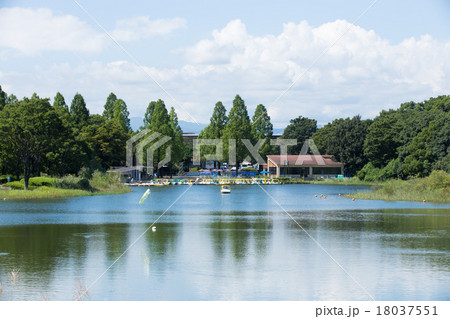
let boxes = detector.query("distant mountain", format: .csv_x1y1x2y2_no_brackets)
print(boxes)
178,120,207,134
130,117,207,134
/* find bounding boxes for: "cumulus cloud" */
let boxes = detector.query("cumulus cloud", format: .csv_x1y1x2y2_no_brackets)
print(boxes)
0,7,106,54
2,17,450,127
180,19,450,125
111,16,187,41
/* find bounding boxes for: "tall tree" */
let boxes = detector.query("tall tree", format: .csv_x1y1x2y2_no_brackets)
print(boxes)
103,92,117,120
112,98,131,132
223,95,252,171
198,101,228,167
364,110,401,168
70,93,89,127
251,104,273,161
0,97,62,189
53,92,68,111
0,85,6,110
281,116,317,155
144,100,161,127
169,107,185,171
147,100,173,176
82,119,129,170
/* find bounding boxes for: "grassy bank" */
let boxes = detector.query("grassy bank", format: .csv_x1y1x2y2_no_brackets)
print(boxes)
0,172,130,200
349,171,450,203
280,177,373,186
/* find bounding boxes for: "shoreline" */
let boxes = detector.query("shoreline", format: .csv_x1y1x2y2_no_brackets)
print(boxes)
0,186,131,200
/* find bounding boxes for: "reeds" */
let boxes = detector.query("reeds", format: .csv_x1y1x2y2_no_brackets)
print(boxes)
74,281,90,301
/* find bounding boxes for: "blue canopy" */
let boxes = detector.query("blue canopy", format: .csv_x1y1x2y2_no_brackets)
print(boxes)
260,170,271,174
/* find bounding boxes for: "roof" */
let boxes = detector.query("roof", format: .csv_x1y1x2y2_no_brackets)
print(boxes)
267,155,343,166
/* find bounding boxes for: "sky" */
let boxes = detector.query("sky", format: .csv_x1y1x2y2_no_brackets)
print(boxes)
1,0,450,128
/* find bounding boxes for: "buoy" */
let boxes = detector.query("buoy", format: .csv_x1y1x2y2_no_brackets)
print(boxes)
152,226,156,232
422,200,426,203
314,194,317,197
320,194,323,198
352,198,355,201
338,194,341,197
323,196,326,199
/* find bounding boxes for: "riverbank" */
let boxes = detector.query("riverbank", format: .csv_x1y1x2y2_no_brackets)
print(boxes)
0,173,131,200
279,177,373,186
349,171,450,203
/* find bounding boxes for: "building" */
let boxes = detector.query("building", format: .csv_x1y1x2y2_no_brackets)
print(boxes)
267,155,344,178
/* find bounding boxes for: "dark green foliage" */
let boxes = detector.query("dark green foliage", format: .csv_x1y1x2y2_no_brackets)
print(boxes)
112,98,131,132
364,110,401,168
70,93,89,127
0,96,63,189
103,92,117,120
312,116,371,176
169,106,185,167
82,119,130,170
53,92,68,111
251,104,273,161
143,100,159,127
0,85,6,110
198,101,228,165
223,95,252,165
281,116,317,155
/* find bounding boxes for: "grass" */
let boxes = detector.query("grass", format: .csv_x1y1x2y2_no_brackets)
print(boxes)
0,172,131,200
349,170,450,203
279,177,373,186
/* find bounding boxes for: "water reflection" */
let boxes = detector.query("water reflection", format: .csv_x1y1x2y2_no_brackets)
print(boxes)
0,185,448,300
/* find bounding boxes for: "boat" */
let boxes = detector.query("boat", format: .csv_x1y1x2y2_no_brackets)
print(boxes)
221,185,231,194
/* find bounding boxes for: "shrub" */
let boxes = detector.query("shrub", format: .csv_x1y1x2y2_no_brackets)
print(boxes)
89,170,117,190
3,181,24,190
78,166,93,180
54,175,82,189
240,167,257,171
189,167,199,172
19,177,55,187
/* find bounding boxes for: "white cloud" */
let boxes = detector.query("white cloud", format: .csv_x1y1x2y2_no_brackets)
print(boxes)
111,16,187,41
0,7,106,54
2,18,450,127
180,19,450,125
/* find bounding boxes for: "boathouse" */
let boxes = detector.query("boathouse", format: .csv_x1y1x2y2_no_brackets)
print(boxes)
266,155,344,179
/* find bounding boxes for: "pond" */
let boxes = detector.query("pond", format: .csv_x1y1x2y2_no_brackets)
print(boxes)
0,184,449,300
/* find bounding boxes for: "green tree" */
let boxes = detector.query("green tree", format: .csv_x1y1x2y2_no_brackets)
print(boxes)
169,107,185,172
143,100,160,127
198,101,228,167
223,95,252,171
103,92,117,120
364,110,401,168
70,93,89,127
112,98,131,132
6,94,18,105
53,92,68,111
281,116,317,154
0,97,63,189
0,85,6,110
251,104,273,161
82,118,129,170
147,100,174,176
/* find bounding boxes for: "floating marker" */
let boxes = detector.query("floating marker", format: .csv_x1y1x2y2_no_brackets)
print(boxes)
139,189,151,204
152,226,156,232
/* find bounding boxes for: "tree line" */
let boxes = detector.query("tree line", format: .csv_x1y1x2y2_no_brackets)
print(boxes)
1,85,449,189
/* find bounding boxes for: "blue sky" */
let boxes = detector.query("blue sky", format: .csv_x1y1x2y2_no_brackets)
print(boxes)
1,0,450,127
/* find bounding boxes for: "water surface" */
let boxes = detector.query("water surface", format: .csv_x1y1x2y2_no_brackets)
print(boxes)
0,184,449,300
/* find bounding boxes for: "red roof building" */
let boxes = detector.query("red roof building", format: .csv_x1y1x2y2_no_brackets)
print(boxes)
267,155,344,178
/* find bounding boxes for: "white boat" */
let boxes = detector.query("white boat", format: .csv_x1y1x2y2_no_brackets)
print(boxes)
221,185,231,194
